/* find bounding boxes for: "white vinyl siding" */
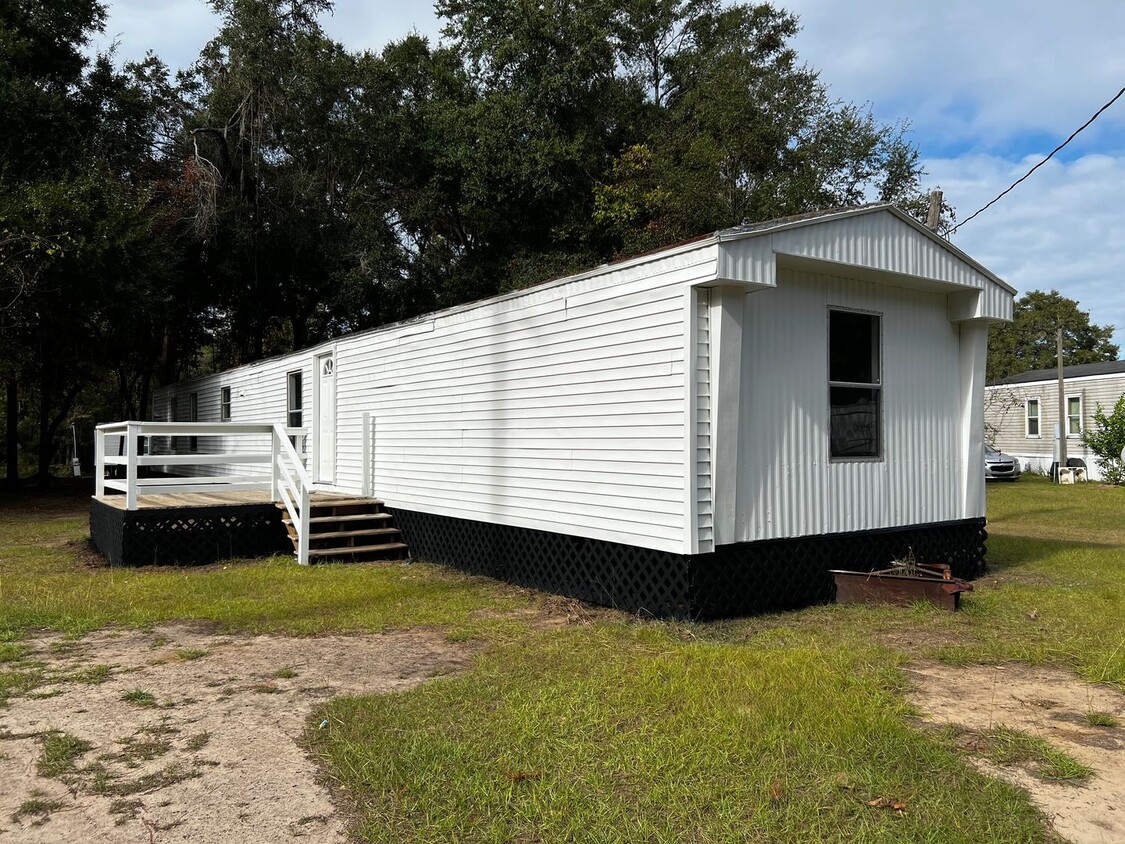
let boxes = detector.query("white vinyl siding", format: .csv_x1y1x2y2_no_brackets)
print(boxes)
985,379,1124,481
694,289,713,554
155,244,719,554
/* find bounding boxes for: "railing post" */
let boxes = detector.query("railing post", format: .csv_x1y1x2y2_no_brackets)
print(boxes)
361,412,371,498
94,426,105,498
270,426,280,501
297,485,310,566
125,422,139,510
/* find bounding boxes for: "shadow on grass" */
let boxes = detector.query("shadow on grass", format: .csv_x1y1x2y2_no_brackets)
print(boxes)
986,534,1115,570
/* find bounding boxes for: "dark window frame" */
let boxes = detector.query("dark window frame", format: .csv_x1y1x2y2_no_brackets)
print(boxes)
827,308,883,461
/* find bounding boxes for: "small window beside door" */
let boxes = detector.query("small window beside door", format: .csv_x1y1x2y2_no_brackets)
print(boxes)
287,371,303,428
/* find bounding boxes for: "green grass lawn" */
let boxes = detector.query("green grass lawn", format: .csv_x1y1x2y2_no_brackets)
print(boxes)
4,479,1123,841
0,489,532,639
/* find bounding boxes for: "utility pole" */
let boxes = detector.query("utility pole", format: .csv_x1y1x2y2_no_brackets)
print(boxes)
1057,327,1067,479
926,190,943,232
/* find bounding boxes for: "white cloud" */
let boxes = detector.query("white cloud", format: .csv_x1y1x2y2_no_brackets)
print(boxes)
90,0,440,71
932,152,1125,347
782,0,1125,152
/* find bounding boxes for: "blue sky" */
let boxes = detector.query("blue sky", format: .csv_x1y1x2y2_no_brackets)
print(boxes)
91,0,1125,347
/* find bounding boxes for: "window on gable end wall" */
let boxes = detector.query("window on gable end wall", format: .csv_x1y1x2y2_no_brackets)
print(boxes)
828,308,882,459
1066,394,1082,437
1026,398,1040,437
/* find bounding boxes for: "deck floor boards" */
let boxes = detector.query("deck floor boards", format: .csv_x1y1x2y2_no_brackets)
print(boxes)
93,491,362,510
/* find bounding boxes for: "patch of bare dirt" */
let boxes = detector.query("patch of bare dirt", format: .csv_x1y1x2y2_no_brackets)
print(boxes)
0,624,474,842
907,662,1125,844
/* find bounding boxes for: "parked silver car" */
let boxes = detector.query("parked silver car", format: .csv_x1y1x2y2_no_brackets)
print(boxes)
984,443,1022,481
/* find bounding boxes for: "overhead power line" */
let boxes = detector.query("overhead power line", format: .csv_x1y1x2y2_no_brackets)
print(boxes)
948,84,1125,235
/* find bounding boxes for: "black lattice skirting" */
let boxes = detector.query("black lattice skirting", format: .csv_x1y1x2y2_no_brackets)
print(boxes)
389,508,987,620
90,498,291,566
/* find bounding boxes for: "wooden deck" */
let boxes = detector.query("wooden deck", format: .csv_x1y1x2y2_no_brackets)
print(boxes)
94,490,275,510
93,490,364,511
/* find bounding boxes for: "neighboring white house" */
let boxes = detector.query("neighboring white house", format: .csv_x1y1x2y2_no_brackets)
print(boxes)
148,204,1014,617
985,359,1125,480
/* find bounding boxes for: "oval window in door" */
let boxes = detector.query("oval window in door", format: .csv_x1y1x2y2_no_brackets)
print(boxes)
322,358,334,376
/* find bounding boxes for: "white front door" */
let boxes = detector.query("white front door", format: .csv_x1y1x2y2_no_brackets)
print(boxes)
315,352,336,482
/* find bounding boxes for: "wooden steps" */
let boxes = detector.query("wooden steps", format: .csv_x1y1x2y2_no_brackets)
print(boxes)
280,494,409,563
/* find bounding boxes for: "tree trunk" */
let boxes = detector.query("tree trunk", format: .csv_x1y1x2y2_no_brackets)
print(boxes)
4,377,18,490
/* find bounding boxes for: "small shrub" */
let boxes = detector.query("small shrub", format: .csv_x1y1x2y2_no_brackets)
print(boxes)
1082,396,1125,484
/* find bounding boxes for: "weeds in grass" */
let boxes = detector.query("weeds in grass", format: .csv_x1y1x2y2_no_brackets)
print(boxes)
67,664,112,684
971,726,1094,782
1084,710,1120,728
184,731,210,751
121,689,157,708
12,795,67,825
109,798,143,825
111,732,173,767
100,762,201,797
273,667,298,679
174,648,209,661
0,643,27,663
37,731,94,778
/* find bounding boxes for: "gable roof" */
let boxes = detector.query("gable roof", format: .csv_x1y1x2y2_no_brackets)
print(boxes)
718,203,1016,295
990,359,1125,386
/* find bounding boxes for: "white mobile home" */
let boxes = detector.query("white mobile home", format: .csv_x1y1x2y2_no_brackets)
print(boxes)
97,205,1014,617
985,360,1125,480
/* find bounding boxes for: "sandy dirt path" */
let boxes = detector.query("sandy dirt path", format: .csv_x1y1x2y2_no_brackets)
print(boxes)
908,662,1125,844
0,623,473,843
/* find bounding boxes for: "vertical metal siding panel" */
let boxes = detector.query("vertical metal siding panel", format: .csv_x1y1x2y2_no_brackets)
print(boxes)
737,267,962,543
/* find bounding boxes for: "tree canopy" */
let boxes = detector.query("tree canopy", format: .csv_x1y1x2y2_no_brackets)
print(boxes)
988,290,1118,383
1,0,953,484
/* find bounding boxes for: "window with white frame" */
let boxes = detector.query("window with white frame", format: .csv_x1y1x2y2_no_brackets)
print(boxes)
220,386,231,421
287,371,303,428
828,309,882,458
1066,394,1082,437
1026,398,1040,437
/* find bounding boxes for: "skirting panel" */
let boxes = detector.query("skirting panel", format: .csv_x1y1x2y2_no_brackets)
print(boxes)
90,498,291,566
389,508,987,620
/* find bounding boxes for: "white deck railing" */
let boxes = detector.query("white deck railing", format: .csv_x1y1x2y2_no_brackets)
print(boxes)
94,421,313,565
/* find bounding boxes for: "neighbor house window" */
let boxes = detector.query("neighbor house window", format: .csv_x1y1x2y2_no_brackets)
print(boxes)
220,386,231,421
1026,398,1040,437
188,392,198,452
170,396,180,452
828,309,881,458
287,371,303,428
1067,395,1082,437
